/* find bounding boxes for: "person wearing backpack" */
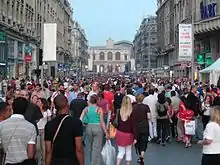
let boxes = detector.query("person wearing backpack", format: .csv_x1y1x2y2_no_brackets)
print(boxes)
156,93,169,146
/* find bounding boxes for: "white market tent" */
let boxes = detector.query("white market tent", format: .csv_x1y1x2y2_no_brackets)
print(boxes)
199,58,220,85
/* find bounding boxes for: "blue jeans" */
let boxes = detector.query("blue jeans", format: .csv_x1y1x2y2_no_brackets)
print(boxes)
194,117,203,140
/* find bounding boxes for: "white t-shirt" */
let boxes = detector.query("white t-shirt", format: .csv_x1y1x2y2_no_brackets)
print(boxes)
127,94,136,104
202,103,213,116
203,122,220,154
64,82,69,89
37,110,52,130
143,94,158,118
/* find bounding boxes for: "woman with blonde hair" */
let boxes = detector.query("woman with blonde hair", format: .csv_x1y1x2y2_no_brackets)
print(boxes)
115,96,135,165
198,106,220,165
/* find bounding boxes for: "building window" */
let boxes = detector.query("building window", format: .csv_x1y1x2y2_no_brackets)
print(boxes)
107,64,113,72
93,53,96,60
8,39,14,58
99,52,105,60
18,42,23,58
93,65,97,72
115,52,121,60
107,52,113,60
124,54,128,60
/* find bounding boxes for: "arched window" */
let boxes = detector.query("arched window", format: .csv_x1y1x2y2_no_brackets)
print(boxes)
100,65,104,72
124,54,128,61
93,65,97,72
99,52,105,60
115,64,120,72
107,52,113,60
92,53,96,60
107,64,113,72
115,52,121,60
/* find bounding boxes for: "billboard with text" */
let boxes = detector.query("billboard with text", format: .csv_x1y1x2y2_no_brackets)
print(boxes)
179,24,192,61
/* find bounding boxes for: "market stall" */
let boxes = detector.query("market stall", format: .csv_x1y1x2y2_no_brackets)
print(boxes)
199,58,220,85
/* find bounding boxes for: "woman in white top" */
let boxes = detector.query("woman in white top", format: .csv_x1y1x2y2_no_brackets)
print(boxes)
36,98,52,165
198,106,220,165
201,95,213,129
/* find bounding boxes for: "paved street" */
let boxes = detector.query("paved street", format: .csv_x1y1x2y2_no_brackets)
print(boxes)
85,141,202,165
143,142,201,165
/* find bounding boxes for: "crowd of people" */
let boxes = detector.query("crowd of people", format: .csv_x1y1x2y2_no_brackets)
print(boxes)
0,75,219,165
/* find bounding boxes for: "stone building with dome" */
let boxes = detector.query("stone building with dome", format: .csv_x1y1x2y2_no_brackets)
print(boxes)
88,38,135,73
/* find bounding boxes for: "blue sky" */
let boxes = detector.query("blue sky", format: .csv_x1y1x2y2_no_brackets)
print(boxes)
71,0,156,46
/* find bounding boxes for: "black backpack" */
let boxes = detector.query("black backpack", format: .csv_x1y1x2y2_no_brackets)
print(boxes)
157,103,168,117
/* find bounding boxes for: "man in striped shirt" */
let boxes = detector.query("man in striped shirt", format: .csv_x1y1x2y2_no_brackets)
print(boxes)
0,97,37,165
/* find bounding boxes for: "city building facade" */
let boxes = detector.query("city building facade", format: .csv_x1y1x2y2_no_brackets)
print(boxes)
156,0,220,78
194,0,220,72
88,38,135,73
133,16,157,71
0,0,87,78
69,21,88,75
156,0,175,77
171,0,193,77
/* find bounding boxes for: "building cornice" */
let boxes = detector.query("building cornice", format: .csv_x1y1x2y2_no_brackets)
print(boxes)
156,0,169,14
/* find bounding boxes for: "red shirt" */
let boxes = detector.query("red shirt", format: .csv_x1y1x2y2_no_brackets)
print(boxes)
104,91,114,111
179,101,194,120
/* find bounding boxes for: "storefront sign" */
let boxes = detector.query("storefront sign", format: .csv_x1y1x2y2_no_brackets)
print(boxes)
25,55,32,62
178,24,193,61
200,1,217,19
58,64,63,70
0,32,6,43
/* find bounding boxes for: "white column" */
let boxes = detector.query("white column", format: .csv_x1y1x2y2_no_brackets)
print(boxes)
97,65,100,73
121,64,125,72
13,41,18,78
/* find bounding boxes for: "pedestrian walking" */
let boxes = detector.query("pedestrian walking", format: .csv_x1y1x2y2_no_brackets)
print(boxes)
115,96,135,165
45,94,84,165
80,94,109,165
132,94,150,164
198,106,220,165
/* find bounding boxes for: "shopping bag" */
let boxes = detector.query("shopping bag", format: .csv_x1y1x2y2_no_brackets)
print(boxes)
101,140,116,165
184,120,196,135
109,123,117,139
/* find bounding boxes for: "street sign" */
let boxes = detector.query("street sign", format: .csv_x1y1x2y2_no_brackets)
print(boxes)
0,32,6,43
25,55,32,62
197,54,205,64
178,24,193,61
206,56,213,66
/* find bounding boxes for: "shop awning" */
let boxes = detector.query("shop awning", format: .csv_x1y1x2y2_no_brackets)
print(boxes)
199,58,220,73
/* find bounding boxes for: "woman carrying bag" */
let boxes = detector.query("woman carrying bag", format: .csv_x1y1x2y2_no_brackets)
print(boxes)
80,94,109,165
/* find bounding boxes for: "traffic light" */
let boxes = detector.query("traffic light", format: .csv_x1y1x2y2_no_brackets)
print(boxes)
197,54,205,64
39,49,43,66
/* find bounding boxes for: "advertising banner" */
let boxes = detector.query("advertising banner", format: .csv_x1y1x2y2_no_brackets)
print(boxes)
43,23,57,62
179,24,193,61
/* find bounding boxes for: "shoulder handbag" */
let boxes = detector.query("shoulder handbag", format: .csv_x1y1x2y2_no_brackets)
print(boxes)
52,115,69,143
1,123,20,165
